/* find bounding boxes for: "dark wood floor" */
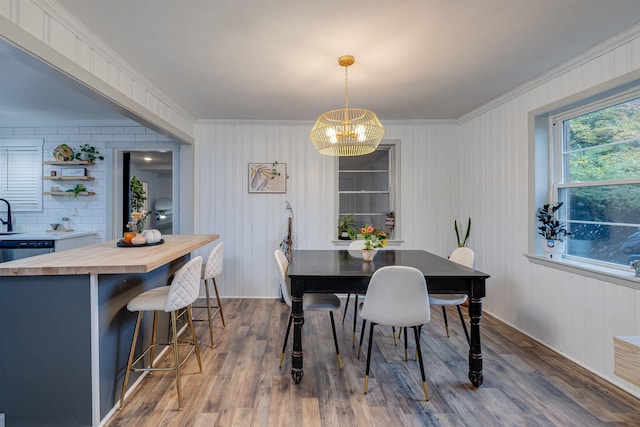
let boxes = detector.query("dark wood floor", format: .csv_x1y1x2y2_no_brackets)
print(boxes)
106,298,640,426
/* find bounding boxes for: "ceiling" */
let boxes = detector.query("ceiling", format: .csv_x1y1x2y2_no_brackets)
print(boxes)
3,1,640,123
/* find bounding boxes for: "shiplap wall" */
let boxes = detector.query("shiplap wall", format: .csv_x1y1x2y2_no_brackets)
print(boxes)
458,30,640,397
194,121,460,299
0,0,195,140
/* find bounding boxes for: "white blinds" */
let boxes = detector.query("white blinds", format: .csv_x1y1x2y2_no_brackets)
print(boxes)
0,139,43,211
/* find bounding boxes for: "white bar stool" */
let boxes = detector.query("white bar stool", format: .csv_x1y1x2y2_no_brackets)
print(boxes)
119,256,204,411
191,242,225,347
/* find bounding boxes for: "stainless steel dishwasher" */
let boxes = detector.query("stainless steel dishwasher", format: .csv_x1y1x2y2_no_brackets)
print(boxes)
0,240,55,262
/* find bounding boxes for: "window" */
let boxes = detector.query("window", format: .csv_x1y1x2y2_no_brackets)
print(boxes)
338,145,396,237
552,92,640,266
0,139,43,211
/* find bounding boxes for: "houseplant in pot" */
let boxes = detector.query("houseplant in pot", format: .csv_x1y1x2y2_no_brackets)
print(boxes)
74,144,104,162
358,225,387,261
337,214,358,240
537,202,571,258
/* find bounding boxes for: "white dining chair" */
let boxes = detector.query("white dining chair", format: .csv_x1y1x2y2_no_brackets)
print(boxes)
428,247,474,343
274,249,342,369
119,256,204,410
357,265,431,400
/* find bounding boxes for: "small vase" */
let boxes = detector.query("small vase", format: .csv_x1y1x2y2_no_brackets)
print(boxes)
361,249,375,262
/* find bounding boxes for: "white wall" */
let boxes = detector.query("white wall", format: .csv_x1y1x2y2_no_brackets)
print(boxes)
194,120,459,298
457,29,640,397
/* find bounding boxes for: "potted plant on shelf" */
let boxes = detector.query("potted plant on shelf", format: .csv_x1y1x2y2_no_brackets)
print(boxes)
66,183,88,198
337,214,358,240
537,202,571,259
74,144,104,162
384,211,395,229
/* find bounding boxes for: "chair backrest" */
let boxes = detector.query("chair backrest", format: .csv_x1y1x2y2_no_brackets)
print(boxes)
274,249,292,307
449,247,474,268
360,266,430,327
166,256,203,312
348,240,366,251
202,241,224,280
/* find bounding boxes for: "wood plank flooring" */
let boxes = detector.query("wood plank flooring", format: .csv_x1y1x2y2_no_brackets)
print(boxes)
105,298,640,426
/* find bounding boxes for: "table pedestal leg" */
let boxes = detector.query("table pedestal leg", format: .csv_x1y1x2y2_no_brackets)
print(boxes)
468,294,483,387
291,279,304,383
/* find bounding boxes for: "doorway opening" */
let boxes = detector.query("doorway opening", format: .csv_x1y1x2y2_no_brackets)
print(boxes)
121,151,174,235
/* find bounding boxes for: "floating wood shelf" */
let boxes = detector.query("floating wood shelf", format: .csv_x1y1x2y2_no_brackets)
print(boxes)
44,160,95,166
42,176,94,181
43,191,96,196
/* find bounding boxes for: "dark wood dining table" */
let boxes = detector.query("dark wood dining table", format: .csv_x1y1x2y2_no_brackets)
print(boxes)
287,249,490,386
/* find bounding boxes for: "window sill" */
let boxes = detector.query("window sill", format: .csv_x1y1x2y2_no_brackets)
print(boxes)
525,254,640,290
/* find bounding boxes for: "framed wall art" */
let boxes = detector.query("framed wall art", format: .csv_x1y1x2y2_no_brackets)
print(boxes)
248,162,287,193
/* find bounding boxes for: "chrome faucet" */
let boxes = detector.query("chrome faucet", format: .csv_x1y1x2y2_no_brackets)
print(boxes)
0,198,13,232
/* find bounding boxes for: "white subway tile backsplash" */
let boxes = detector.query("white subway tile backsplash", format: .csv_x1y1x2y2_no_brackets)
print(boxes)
135,134,158,142
100,127,124,134
124,126,146,134
58,126,79,134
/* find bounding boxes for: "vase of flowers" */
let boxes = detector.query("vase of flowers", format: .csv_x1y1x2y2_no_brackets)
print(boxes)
359,225,387,261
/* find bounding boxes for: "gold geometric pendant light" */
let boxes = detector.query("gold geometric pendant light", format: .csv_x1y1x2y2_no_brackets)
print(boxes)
310,55,385,156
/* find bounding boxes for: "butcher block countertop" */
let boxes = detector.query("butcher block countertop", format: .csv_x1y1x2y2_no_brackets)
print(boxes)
0,234,218,276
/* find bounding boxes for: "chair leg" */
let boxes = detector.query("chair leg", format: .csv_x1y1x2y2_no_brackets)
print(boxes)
212,277,226,328
364,322,376,394
170,310,183,410
342,293,351,324
456,305,470,344
404,327,408,361
203,278,215,348
357,318,367,359
352,294,359,346
413,326,429,401
119,311,143,410
150,311,158,367
329,311,341,369
392,326,398,346
441,306,450,338
279,314,293,368
185,304,203,373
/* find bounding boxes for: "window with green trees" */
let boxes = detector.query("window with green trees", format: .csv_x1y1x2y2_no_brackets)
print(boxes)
553,92,640,266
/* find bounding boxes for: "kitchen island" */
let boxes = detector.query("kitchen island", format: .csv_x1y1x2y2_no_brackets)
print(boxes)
0,234,218,427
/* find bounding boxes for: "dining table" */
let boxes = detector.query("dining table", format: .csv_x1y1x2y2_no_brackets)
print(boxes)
287,249,490,387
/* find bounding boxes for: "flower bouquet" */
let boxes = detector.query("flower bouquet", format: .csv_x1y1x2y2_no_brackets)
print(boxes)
359,225,387,261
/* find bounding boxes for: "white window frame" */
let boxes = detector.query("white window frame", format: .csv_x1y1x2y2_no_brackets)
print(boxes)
549,87,640,269
0,139,43,212
336,140,400,240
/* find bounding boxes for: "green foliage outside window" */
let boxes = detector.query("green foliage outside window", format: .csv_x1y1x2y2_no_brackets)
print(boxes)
562,96,640,264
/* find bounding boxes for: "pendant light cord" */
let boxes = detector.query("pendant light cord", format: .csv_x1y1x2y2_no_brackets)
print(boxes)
344,65,349,112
